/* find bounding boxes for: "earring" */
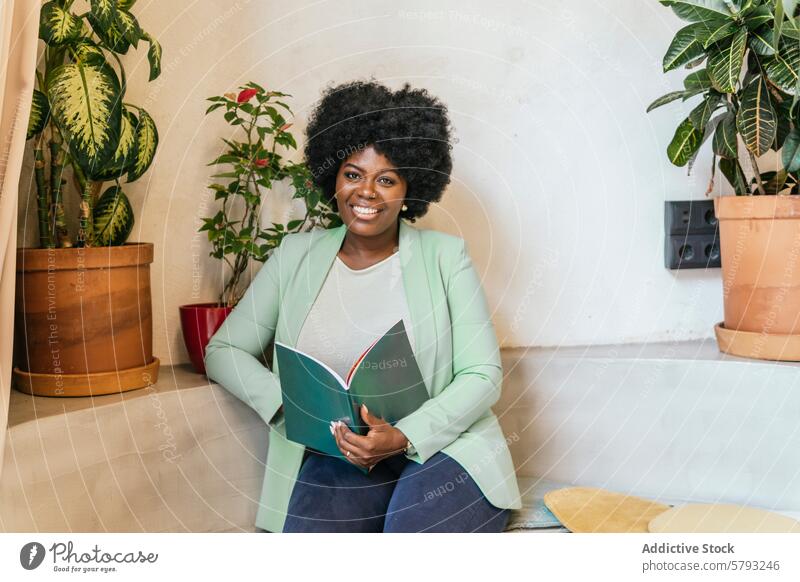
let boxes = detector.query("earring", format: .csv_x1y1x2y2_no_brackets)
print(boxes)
401,204,408,211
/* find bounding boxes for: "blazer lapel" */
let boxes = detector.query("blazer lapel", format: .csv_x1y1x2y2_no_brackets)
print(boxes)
282,219,437,393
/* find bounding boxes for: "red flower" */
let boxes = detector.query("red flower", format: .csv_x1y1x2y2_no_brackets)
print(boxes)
237,88,259,103
254,158,269,168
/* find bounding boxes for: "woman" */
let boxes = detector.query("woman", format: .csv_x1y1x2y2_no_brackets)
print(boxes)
204,80,521,533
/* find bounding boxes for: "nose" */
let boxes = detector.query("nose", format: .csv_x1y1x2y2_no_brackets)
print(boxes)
358,181,376,199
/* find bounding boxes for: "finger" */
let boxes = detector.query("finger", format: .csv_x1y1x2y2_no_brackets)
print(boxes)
334,422,371,465
360,404,386,427
335,422,374,463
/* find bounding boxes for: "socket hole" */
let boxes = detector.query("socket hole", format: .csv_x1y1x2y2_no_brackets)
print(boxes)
678,244,694,261
705,242,720,261
704,209,717,227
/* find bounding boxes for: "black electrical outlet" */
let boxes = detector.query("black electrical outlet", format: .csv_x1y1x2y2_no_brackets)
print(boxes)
664,200,721,269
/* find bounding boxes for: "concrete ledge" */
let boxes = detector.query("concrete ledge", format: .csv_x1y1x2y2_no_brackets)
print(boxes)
2,339,798,532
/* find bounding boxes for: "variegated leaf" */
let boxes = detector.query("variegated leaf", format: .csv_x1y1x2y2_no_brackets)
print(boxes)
90,0,118,27
707,28,747,92
118,0,137,10
127,108,158,182
88,12,131,54
736,77,776,156
72,40,106,64
93,108,138,181
39,2,83,45
719,157,749,195
145,33,162,81
663,24,705,72
27,89,50,140
92,186,134,246
764,41,800,94
116,9,142,47
667,117,702,166
46,58,122,176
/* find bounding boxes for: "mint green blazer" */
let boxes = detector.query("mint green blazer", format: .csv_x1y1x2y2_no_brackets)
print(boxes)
204,219,522,532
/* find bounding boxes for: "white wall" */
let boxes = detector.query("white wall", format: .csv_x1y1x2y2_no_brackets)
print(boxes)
18,0,726,365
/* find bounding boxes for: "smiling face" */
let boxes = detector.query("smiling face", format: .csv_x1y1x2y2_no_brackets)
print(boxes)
334,145,407,239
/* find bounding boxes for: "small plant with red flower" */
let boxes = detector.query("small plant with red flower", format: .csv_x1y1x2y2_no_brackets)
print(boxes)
201,82,342,307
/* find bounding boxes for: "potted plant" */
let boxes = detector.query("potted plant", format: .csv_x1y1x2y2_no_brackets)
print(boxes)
14,0,162,396
180,83,341,375
649,0,800,361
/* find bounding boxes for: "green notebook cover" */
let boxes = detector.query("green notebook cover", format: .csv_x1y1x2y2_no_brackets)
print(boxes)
275,319,428,462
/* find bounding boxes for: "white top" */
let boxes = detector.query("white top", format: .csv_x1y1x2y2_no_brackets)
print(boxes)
295,251,416,382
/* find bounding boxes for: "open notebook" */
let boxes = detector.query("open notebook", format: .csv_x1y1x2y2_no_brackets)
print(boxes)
274,319,429,460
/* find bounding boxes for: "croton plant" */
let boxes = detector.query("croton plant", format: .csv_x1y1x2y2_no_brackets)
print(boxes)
649,0,800,195
27,0,161,248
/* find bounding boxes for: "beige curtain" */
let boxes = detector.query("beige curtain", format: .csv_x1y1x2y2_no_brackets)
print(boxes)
0,0,40,483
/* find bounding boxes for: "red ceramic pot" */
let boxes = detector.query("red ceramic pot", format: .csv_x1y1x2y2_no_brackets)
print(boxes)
179,303,232,375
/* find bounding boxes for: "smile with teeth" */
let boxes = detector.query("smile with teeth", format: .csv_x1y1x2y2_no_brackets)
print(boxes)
350,204,382,216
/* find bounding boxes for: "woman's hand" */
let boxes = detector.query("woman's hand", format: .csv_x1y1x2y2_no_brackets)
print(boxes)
332,404,409,470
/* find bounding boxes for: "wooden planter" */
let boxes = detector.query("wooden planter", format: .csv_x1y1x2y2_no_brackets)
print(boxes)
13,242,159,396
714,196,800,361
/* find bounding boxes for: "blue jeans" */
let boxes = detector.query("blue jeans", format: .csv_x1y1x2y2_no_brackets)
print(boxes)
281,450,510,532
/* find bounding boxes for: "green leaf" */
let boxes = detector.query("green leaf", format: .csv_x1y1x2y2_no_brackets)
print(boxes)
696,19,740,48
144,33,162,81
782,127,800,171
127,108,158,181
647,91,688,112
39,2,83,45
782,16,800,40
719,157,749,194
774,97,793,149
684,68,713,90
689,93,724,129
761,169,790,194
707,28,748,92
46,57,122,176
660,0,735,22
667,117,703,166
749,26,777,55
712,111,738,157
26,89,50,140
764,41,800,93
737,77,776,156
118,0,137,8
92,186,134,246
663,24,705,71
744,6,774,31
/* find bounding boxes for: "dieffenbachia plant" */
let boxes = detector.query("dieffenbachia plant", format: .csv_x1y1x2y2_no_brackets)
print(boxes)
26,0,161,248
201,84,342,307
648,0,800,195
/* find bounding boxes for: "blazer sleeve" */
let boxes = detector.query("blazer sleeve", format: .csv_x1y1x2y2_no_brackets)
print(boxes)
393,238,503,462
203,238,287,425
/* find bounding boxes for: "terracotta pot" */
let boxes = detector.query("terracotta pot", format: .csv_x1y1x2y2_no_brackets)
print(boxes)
713,195,800,361
179,303,232,375
13,243,159,396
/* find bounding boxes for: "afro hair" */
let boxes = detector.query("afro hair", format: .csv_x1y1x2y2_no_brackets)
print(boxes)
304,79,454,222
